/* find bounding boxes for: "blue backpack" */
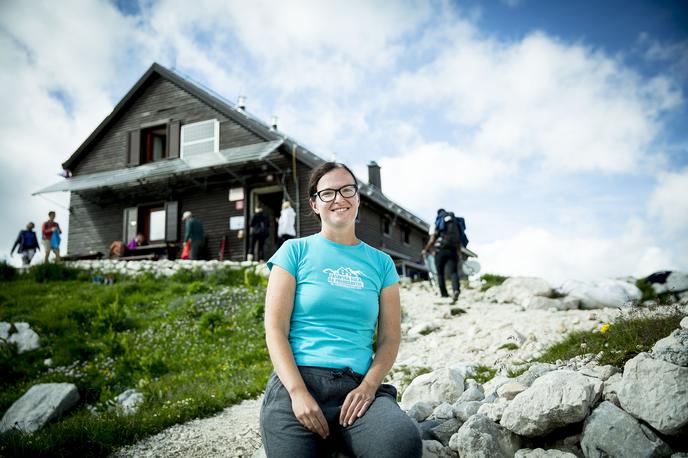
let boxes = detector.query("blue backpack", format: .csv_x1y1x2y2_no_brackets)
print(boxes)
436,212,468,249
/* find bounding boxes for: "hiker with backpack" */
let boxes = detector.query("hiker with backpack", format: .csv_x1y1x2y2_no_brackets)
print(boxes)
421,208,468,304
11,222,40,266
249,206,271,261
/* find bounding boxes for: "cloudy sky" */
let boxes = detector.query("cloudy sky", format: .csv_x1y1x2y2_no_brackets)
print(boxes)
1,0,687,283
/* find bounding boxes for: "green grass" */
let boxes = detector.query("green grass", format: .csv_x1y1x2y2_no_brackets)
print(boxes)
498,342,519,351
536,306,684,367
480,273,508,292
472,365,497,384
0,264,270,457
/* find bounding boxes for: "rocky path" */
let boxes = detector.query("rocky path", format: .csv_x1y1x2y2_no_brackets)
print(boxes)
112,283,621,458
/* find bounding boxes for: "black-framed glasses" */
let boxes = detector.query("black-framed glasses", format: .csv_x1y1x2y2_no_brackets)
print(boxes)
313,184,358,202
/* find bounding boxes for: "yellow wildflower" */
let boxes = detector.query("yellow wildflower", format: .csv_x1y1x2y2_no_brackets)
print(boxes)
600,323,610,334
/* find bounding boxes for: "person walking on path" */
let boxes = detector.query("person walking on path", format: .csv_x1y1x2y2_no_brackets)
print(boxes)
422,208,461,303
276,200,296,249
41,211,62,263
11,222,40,266
182,211,204,260
260,162,422,458
249,206,270,261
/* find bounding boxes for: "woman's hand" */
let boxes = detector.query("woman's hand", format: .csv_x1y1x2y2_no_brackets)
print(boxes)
339,381,376,427
291,388,329,439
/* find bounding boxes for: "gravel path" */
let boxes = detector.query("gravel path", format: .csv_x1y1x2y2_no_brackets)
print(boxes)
111,283,621,458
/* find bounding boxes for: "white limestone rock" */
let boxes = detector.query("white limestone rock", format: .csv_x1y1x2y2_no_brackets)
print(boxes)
618,352,688,436
652,271,688,294
581,401,671,458
515,449,578,458
449,414,522,458
501,370,602,437
452,400,482,422
578,364,619,381
457,379,484,402
516,364,557,387
115,389,144,415
0,383,80,433
681,316,688,329
497,382,528,400
400,367,465,410
484,277,553,306
477,397,508,422
0,322,10,341
652,328,688,367
430,418,463,446
559,279,642,309
431,402,455,421
407,401,434,422
523,297,573,311
7,322,40,354
422,439,455,458
602,372,623,407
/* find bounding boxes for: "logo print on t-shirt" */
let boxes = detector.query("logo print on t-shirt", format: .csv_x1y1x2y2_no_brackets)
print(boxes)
323,267,365,289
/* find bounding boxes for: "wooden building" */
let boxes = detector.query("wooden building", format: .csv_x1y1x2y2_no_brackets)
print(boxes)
35,63,430,275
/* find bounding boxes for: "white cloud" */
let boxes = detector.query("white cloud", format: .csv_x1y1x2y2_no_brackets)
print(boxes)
389,30,682,174
478,220,679,284
648,168,688,235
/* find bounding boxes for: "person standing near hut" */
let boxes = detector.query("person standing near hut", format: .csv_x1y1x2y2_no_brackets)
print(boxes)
41,211,61,263
259,162,421,457
11,222,40,266
182,211,204,260
250,206,270,261
276,200,296,248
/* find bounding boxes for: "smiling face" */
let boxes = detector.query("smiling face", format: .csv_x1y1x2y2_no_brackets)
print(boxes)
310,167,360,231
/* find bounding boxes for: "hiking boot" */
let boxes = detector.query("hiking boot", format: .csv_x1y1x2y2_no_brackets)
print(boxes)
451,291,460,304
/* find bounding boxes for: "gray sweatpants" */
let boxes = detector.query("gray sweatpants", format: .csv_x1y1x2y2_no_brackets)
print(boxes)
260,366,422,458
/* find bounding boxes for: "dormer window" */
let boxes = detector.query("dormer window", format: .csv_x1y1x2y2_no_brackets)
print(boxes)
141,125,168,164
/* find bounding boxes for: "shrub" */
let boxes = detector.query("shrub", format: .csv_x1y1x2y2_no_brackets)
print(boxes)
170,268,206,283
480,273,508,292
187,280,210,295
29,263,80,282
635,278,657,302
472,365,497,384
0,260,17,281
537,307,683,367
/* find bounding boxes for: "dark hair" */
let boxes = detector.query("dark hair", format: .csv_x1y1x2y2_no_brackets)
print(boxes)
307,162,357,220
48,211,56,217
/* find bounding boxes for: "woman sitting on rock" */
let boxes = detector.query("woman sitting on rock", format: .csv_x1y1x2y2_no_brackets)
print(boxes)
260,162,422,457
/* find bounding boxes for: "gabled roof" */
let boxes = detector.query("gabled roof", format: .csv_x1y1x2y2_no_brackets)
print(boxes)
62,63,280,170
37,140,282,195
59,63,428,231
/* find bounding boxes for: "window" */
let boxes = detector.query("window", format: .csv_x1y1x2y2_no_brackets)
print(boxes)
383,218,391,237
147,207,166,241
141,125,168,164
124,202,178,243
402,226,411,245
181,119,219,159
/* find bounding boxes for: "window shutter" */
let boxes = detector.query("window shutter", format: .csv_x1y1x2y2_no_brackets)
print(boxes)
123,207,138,242
168,121,181,159
164,201,179,242
180,119,219,159
128,130,141,166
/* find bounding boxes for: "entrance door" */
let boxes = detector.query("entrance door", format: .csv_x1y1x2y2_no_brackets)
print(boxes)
249,186,284,261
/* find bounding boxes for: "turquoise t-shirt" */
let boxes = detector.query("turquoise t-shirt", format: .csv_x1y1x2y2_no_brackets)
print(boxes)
267,233,400,374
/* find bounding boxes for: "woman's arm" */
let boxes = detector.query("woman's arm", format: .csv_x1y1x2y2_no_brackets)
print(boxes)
339,282,401,427
264,265,329,438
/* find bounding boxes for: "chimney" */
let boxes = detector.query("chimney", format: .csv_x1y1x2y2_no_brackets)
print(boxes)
237,95,246,111
367,161,381,191
270,115,278,131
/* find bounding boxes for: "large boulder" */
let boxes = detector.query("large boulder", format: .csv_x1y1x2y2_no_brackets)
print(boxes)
559,279,642,309
449,414,521,458
650,271,688,295
581,401,671,457
4,322,40,354
484,277,553,306
400,367,465,409
0,383,80,433
652,328,688,367
422,440,455,458
618,352,688,436
523,297,577,311
501,370,602,437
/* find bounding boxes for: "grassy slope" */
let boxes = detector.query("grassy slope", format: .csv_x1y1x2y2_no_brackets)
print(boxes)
0,264,271,458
